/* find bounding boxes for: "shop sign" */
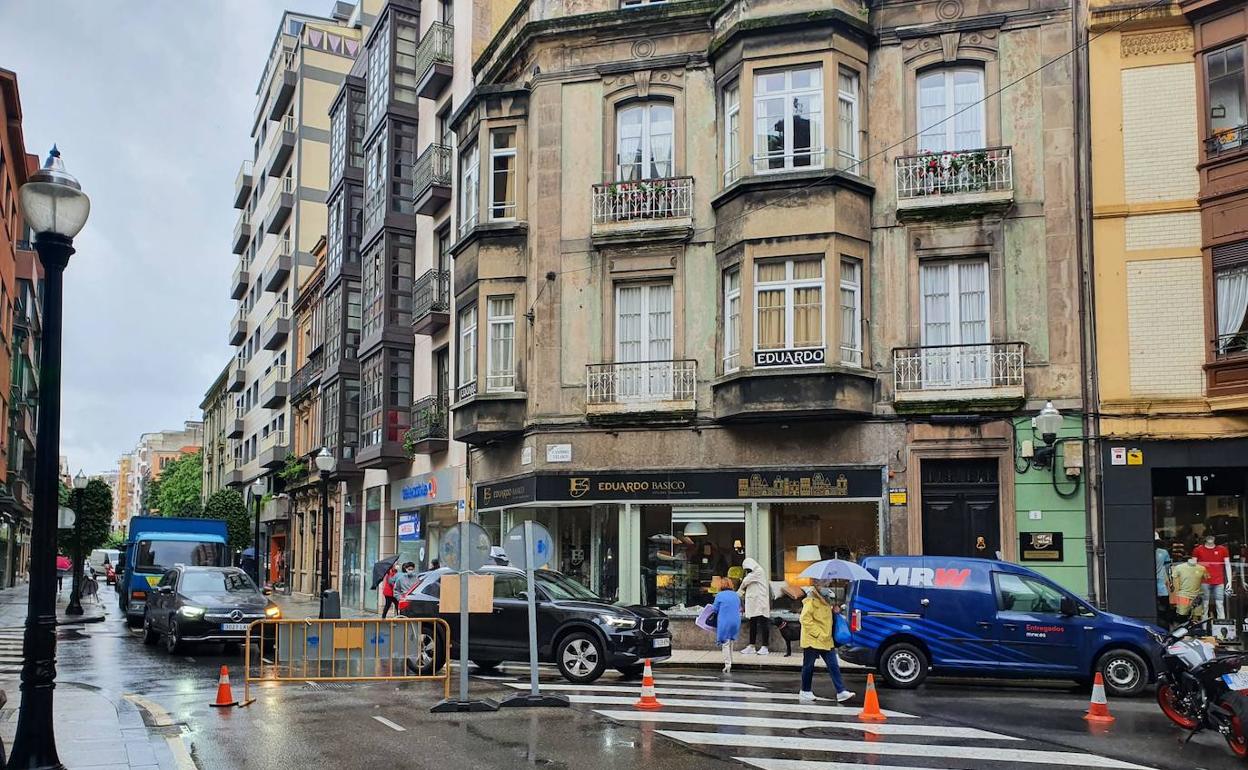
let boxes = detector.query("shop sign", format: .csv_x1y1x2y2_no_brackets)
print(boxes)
391,467,458,510
397,511,422,542
1019,531,1064,562
475,467,883,510
755,347,825,368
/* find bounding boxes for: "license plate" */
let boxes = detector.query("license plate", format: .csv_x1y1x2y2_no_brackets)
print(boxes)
221,623,248,631
652,637,670,649
1223,672,1248,691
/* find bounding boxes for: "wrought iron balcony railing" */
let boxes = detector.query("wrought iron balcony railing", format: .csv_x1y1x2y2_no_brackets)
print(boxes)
408,394,449,443
893,342,1025,394
413,269,450,325
1207,125,1248,158
895,147,1013,202
591,176,693,227
586,359,696,405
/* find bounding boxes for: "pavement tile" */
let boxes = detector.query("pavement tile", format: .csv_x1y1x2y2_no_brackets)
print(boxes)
125,739,158,766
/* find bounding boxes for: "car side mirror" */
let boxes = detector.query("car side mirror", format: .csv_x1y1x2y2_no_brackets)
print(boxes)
1060,596,1078,616
158,586,172,595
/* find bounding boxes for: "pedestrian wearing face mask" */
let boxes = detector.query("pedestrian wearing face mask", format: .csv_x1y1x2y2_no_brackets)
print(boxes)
391,561,421,613
798,585,855,703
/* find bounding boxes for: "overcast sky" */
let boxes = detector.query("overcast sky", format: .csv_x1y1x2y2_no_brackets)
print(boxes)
0,0,329,474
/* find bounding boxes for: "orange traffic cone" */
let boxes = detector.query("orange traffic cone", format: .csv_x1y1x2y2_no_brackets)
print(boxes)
857,673,887,722
210,665,238,708
1083,672,1115,723
634,659,662,711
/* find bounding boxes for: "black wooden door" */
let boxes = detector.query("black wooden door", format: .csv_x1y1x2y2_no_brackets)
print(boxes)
921,459,1001,557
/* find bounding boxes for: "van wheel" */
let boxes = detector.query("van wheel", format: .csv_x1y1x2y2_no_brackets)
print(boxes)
1097,649,1147,697
879,642,928,689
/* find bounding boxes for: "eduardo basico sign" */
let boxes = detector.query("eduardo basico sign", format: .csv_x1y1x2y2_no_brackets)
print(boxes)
475,467,883,510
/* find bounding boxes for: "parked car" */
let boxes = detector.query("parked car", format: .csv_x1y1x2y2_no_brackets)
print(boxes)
839,556,1164,697
87,548,119,578
142,565,280,654
400,566,672,683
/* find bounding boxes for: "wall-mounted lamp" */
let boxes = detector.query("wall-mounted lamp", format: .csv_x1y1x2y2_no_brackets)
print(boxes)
1031,401,1063,469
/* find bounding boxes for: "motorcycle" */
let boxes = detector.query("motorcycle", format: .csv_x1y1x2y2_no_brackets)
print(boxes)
1153,618,1248,758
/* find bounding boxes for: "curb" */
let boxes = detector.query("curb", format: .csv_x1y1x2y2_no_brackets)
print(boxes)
57,613,107,626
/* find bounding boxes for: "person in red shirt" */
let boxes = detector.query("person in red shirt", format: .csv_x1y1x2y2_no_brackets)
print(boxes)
381,565,398,618
1192,535,1233,620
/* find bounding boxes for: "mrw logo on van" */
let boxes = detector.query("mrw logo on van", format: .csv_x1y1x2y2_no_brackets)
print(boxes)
876,566,972,588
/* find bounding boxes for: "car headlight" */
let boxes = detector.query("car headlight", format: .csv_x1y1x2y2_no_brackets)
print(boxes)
265,605,281,618
178,606,205,619
598,614,637,630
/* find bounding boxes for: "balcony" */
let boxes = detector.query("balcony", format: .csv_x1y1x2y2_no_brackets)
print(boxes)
1208,332,1248,403
267,66,297,122
229,309,248,347
260,364,289,409
894,147,1014,220
227,405,245,439
265,115,296,178
892,342,1026,413
713,360,875,422
227,362,246,393
357,409,411,469
291,359,322,402
586,359,696,423
264,237,292,292
412,269,450,334
413,144,452,215
230,258,250,300
232,211,252,255
590,176,694,245
223,454,244,488
406,395,449,455
258,429,289,469
415,22,453,100
265,176,295,235
452,385,526,445
234,161,254,209
1207,125,1247,158
261,300,290,350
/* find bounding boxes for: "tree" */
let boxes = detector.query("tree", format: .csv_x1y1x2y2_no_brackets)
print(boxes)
201,489,251,555
63,478,113,558
154,451,202,518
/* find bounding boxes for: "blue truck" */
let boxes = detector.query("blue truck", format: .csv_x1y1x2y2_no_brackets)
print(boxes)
839,556,1164,697
116,516,229,627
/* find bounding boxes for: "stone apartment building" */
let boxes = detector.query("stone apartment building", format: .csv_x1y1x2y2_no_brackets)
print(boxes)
119,423,205,523
200,363,232,501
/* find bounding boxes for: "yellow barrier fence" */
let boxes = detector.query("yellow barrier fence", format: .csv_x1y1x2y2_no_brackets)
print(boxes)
241,617,451,706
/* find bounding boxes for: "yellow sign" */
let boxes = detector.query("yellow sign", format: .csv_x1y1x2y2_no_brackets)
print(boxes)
144,575,161,588
1127,448,1144,466
888,489,908,506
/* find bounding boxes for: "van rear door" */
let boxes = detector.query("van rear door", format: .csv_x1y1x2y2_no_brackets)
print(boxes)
991,570,1089,674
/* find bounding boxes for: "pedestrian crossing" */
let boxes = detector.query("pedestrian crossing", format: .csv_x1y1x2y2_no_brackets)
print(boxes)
0,631,25,676
499,675,1157,770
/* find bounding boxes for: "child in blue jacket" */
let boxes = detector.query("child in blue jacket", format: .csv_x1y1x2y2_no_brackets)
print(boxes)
712,578,742,674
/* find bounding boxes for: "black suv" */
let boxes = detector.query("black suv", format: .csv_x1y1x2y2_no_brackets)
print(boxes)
142,566,280,654
400,566,672,683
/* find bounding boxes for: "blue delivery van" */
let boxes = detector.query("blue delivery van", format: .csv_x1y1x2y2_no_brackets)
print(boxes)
117,516,229,628
839,556,1164,697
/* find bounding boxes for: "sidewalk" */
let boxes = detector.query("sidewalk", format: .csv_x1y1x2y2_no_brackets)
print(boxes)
270,591,370,620
0,580,107,629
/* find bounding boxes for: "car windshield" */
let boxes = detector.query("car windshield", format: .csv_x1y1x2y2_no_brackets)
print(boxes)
180,571,257,595
535,570,601,602
135,540,226,574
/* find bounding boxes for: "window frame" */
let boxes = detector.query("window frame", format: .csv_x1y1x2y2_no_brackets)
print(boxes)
840,257,862,366
458,304,478,394
836,68,860,171
486,295,516,393
753,65,824,174
752,257,825,357
1206,41,1247,149
916,66,986,153
918,258,990,349
723,268,741,373
458,141,480,237
488,128,518,222
723,83,741,185
615,101,675,182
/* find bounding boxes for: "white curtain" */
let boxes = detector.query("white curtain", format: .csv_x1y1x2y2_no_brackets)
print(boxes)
1217,266,1248,351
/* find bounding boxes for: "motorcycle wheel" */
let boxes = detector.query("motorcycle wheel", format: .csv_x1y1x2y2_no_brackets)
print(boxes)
1156,682,1200,730
1227,715,1248,759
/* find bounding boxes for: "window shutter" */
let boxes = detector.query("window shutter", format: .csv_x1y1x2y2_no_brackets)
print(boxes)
1213,240,1248,270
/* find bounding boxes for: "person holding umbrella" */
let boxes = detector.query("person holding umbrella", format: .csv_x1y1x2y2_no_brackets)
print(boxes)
370,555,402,617
797,557,875,703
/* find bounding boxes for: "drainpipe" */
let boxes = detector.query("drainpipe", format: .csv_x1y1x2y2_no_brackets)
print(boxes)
1072,0,1106,608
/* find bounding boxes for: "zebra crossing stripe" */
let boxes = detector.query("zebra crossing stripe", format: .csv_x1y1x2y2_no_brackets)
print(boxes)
564,694,918,719
656,731,1153,769
618,679,763,691
593,709,1014,740
735,760,974,770
502,682,911,712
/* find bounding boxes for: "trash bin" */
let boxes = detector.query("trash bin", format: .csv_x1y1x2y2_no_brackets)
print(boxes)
320,589,341,619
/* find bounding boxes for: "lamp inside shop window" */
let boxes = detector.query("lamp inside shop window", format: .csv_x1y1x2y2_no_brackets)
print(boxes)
682,521,708,537
796,544,822,562
733,539,744,555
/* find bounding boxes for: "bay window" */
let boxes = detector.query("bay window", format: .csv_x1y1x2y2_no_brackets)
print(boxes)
754,258,824,356
754,66,822,172
1207,43,1246,152
487,296,516,392
459,142,479,236
458,304,477,396
617,102,673,181
393,12,420,105
723,268,740,373
489,128,517,221
919,259,990,385
917,67,985,153
837,69,860,170
1216,249,1248,356
723,84,740,184
840,258,862,366
364,134,386,233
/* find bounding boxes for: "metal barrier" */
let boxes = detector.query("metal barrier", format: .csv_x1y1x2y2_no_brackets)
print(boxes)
241,617,451,705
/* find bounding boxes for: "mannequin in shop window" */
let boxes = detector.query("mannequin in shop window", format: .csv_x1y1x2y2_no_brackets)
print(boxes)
1170,556,1209,623
1192,535,1234,620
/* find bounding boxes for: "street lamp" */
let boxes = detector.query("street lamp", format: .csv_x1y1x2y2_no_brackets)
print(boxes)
64,471,88,617
11,146,90,770
313,448,336,618
250,479,266,586
1032,401,1064,469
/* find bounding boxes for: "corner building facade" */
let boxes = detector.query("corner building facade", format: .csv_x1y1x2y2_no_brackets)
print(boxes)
453,0,1087,620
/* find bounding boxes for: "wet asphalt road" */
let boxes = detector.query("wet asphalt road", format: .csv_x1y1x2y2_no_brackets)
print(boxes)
48,585,1248,770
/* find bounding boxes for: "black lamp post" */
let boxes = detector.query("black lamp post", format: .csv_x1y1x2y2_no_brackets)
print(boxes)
250,479,265,586
314,447,336,618
64,471,88,617
10,146,91,770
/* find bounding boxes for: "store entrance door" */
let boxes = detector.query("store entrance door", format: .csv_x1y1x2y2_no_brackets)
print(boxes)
921,459,1000,558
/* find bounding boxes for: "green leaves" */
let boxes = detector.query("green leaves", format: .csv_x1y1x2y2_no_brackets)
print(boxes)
153,451,203,518
202,488,251,553
63,478,113,555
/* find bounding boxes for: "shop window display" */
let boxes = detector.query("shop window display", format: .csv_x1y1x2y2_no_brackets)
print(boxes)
480,507,619,600
771,501,880,613
362,487,383,611
641,505,746,610
341,492,362,608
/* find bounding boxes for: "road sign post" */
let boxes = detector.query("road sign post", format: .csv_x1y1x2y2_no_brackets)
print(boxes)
500,520,568,708
431,521,497,713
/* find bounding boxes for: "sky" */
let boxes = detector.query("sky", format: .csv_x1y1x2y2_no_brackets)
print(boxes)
0,0,330,474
